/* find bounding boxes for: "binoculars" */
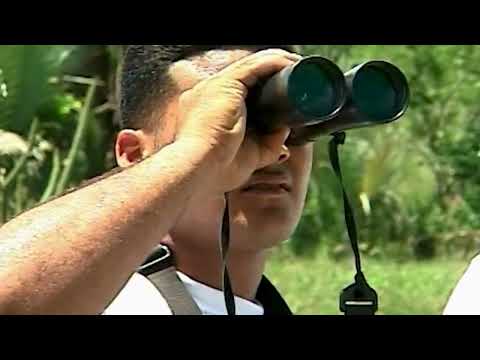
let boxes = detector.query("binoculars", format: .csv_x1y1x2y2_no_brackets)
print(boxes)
247,56,410,145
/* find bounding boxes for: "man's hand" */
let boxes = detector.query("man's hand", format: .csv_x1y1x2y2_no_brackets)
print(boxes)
176,49,302,194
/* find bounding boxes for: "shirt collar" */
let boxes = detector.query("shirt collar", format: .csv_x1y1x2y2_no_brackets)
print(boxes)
177,272,265,316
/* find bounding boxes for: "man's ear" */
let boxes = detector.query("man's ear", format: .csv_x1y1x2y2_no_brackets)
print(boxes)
115,130,150,168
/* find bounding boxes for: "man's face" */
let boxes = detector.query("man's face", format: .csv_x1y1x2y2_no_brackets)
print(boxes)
146,49,313,252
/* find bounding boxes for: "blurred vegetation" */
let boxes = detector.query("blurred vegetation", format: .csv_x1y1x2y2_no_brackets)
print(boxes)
267,245,468,315
1,44,480,266
293,45,480,262
0,45,120,223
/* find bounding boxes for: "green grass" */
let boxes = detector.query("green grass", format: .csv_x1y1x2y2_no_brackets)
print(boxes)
266,248,470,315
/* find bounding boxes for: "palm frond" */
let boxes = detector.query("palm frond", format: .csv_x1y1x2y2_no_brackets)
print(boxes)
0,45,74,133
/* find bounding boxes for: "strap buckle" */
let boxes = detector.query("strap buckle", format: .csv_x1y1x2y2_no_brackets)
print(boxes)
340,273,378,316
138,245,173,277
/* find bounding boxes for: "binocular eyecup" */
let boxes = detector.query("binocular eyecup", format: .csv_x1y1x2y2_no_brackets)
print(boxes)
247,56,410,145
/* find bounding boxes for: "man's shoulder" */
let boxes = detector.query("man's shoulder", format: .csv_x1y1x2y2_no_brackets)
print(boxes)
443,254,480,315
471,254,480,268
103,273,173,315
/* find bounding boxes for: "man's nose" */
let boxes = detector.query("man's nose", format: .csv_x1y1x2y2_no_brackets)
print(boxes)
277,144,291,164
274,127,291,164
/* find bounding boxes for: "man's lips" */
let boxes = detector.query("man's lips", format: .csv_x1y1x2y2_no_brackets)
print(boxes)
242,184,290,193
241,176,292,193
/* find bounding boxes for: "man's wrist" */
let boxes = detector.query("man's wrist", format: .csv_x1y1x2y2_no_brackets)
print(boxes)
162,138,221,190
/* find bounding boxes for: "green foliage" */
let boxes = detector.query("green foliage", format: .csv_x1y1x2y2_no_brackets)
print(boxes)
0,45,119,223
0,46,75,133
290,45,480,260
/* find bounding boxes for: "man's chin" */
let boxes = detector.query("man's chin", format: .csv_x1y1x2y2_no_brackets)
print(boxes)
233,229,294,253
229,192,302,250
230,214,297,252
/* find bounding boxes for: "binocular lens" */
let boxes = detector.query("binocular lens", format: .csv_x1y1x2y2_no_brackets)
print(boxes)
288,58,346,120
250,57,409,140
351,62,409,122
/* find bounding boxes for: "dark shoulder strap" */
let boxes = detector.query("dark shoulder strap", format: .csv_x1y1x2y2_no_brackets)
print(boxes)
257,276,293,316
138,246,202,316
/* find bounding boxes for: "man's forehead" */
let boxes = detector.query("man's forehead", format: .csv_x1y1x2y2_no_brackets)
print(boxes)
169,49,253,91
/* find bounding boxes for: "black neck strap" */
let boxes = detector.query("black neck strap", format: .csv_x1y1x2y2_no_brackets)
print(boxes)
221,196,236,316
329,132,378,316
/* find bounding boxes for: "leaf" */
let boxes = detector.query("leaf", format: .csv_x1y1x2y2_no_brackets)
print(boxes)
0,45,72,133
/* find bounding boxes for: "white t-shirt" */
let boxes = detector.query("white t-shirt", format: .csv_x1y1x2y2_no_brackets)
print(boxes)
103,272,264,316
444,255,480,315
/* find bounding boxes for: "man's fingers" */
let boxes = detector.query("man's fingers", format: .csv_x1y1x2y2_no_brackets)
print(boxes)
216,49,303,90
259,49,303,62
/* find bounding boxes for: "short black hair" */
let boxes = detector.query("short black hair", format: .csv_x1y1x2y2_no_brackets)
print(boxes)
119,45,297,130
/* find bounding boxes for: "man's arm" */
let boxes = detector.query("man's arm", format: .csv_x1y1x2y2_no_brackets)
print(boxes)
0,141,213,315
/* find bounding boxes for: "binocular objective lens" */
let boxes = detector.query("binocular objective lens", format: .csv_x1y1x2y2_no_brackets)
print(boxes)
288,63,340,119
352,67,399,121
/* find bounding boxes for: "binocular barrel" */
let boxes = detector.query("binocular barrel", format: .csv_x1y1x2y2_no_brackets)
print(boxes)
248,56,410,144
250,56,348,128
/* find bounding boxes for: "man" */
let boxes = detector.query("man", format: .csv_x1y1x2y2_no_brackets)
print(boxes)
443,255,480,315
0,45,314,315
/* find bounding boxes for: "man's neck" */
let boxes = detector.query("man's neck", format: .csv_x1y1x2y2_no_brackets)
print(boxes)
164,238,268,301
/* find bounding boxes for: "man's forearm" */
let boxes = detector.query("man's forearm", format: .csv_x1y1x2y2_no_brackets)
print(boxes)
0,141,214,315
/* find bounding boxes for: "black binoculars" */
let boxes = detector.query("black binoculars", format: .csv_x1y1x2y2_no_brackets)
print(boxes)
247,56,410,145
